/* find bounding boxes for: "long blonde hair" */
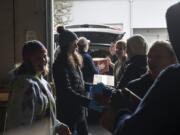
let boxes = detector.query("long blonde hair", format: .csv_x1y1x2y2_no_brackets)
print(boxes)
68,50,83,69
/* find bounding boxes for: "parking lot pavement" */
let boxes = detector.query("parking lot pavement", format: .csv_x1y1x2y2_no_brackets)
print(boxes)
88,124,111,135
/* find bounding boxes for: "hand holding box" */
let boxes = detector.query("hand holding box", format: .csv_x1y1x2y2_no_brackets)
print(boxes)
93,58,109,74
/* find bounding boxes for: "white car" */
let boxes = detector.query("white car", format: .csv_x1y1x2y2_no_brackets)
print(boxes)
65,24,125,58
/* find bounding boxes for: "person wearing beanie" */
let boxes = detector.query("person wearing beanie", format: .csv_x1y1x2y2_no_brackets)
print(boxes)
5,40,71,135
53,27,104,135
116,34,148,89
77,36,99,83
54,26,78,60
56,26,78,51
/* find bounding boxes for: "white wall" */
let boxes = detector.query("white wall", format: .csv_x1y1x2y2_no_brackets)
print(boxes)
70,0,131,37
134,28,168,49
69,0,178,38
132,0,179,28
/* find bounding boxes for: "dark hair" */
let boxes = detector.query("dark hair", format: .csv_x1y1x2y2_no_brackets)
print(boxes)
16,60,36,75
16,40,47,76
23,40,46,61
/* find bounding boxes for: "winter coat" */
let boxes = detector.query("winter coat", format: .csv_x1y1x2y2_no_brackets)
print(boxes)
116,55,147,89
114,57,127,87
80,51,99,83
5,74,60,135
127,73,154,98
114,64,180,135
53,57,90,123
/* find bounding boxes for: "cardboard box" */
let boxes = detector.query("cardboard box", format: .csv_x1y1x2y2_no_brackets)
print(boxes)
93,58,109,74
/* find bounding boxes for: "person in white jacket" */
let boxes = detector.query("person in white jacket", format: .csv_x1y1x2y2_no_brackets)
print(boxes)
4,40,71,135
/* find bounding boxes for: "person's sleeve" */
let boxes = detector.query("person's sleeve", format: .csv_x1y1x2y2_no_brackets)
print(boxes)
21,83,37,126
85,55,99,74
54,119,62,130
113,66,176,135
117,65,142,89
126,78,143,98
126,78,140,92
53,64,90,107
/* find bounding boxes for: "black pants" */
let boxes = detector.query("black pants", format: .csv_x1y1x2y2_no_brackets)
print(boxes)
74,118,88,135
61,115,89,135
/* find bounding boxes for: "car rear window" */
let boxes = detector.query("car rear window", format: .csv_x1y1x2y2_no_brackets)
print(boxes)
74,31,122,44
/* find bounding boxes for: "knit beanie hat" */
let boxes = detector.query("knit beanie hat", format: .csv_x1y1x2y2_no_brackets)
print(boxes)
57,26,78,50
22,40,47,61
127,34,148,58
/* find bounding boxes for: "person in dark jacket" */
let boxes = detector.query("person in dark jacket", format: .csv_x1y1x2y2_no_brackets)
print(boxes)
91,2,180,135
77,37,99,83
107,41,118,75
116,34,148,89
52,26,103,135
127,40,177,98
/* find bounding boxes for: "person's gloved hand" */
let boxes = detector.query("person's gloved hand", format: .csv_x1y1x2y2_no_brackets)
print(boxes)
90,83,106,95
90,83,114,106
88,100,105,112
90,83,112,97
110,88,141,112
84,82,93,92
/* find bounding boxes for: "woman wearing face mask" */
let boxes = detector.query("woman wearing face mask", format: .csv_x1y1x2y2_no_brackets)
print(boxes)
4,40,71,135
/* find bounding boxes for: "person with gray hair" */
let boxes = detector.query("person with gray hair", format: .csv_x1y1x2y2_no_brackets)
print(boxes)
116,34,148,89
127,40,177,98
126,34,148,58
77,37,99,83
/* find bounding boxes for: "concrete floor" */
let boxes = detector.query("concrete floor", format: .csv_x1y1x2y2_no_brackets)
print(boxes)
88,124,111,135
87,110,112,135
